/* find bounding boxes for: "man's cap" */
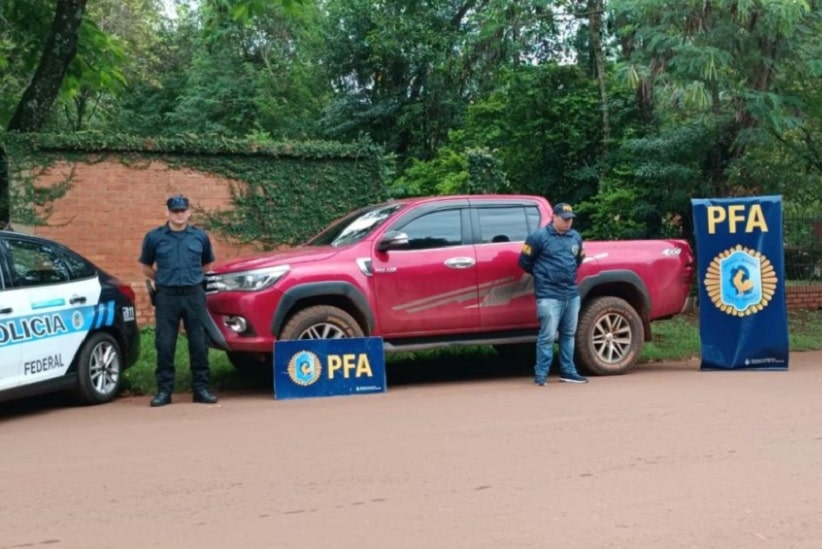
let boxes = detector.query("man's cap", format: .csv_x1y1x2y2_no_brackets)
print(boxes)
167,195,190,211
553,202,576,219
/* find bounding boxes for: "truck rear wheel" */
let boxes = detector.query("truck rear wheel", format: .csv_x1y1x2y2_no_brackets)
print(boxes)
576,296,644,375
280,305,364,341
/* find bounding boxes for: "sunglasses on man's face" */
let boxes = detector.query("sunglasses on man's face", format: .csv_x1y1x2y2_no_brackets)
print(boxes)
170,209,188,213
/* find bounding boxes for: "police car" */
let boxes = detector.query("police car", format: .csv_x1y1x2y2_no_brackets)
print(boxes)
0,231,140,405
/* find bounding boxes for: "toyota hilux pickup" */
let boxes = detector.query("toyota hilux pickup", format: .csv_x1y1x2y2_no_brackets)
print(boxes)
203,195,695,375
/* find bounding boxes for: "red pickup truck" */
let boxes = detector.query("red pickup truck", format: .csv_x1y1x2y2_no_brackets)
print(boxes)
204,195,695,375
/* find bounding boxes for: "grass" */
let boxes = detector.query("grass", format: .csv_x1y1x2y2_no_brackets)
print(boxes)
638,314,702,362
123,309,822,396
122,328,243,396
640,308,822,361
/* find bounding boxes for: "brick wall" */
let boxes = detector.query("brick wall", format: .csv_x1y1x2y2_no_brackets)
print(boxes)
22,159,259,326
786,285,822,310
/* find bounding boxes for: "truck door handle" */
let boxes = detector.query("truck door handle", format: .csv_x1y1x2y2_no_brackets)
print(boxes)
70,296,87,305
444,257,475,269
0,307,12,314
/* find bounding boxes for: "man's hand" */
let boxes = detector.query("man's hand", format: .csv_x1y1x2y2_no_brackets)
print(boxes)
145,279,157,307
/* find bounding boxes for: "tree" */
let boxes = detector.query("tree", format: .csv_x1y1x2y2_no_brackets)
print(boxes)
319,0,565,168
610,0,819,195
58,0,162,131
2,0,88,224
114,0,324,139
580,0,822,241
390,64,609,206
7,0,88,132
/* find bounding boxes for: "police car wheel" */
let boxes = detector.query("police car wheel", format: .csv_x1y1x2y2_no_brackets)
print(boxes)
280,305,364,341
575,296,644,376
74,332,122,404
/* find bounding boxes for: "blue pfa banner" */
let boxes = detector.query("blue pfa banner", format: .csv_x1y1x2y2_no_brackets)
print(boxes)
691,195,789,370
273,337,387,400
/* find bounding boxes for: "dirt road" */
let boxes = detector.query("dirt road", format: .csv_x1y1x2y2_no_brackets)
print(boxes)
2,353,821,549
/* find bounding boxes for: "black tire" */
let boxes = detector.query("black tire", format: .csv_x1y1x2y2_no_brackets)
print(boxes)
576,296,644,376
74,332,122,404
227,352,272,376
280,305,364,341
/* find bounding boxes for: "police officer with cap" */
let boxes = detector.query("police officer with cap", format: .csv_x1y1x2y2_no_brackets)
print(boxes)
518,201,588,387
139,195,218,407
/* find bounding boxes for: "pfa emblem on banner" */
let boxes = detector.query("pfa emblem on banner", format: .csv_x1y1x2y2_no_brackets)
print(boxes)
288,350,322,386
703,245,778,317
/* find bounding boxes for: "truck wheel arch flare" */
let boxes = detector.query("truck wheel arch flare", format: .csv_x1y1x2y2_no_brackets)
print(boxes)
272,282,374,337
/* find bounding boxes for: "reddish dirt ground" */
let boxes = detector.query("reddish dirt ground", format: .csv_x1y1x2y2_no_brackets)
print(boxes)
2,352,821,549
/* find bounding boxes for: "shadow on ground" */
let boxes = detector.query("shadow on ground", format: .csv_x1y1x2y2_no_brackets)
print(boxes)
2,349,700,418
0,392,77,420
217,347,534,393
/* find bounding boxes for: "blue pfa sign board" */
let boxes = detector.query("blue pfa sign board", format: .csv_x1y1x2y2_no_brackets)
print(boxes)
691,195,789,371
273,337,387,400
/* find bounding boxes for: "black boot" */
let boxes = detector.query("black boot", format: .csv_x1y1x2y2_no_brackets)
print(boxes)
192,389,218,404
150,392,172,407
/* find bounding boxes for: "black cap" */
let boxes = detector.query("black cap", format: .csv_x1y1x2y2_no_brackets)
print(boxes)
553,202,576,219
167,195,190,211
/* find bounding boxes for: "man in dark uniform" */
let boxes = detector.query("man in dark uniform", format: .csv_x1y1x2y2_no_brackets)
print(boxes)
139,195,218,407
518,202,588,386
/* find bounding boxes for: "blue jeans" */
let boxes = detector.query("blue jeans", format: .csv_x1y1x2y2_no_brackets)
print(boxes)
534,296,581,382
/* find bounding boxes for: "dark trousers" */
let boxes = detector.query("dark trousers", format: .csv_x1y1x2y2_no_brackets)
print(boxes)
154,285,210,393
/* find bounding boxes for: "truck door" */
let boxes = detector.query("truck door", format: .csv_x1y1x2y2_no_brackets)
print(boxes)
471,204,542,330
372,206,480,336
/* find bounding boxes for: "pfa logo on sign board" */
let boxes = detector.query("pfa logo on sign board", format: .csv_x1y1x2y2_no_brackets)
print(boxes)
703,245,778,317
287,350,322,386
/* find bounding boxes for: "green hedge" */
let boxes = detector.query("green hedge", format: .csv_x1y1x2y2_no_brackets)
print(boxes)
3,132,389,248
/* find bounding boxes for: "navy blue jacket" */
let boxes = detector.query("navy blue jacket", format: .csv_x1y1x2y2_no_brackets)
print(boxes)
518,224,584,299
139,224,215,287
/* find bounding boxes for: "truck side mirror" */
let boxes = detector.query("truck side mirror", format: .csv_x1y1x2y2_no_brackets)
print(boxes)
377,231,409,252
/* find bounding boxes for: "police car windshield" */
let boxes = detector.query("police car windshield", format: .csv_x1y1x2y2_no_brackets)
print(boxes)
307,204,404,247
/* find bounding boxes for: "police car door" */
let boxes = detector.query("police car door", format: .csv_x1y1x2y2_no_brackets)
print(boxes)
0,243,24,391
3,236,102,388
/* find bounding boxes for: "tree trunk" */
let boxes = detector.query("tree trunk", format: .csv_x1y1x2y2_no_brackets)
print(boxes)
588,0,610,149
0,148,8,229
3,0,87,225
7,0,88,132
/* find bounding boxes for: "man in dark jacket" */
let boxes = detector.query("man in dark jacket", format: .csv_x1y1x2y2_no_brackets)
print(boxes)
139,195,218,407
518,202,588,386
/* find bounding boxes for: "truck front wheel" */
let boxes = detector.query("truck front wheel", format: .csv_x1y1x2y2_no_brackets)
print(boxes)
280,305,364,341
576,296,644,375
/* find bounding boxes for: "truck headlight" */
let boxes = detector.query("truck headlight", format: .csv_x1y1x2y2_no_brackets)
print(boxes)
207,265,290,292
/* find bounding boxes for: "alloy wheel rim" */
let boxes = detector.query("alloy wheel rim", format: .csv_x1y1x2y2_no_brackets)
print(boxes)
298,323,347,339
89,341,120,395
591,312,633,363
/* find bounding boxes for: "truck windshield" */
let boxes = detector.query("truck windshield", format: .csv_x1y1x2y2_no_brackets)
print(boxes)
306,204,404,247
